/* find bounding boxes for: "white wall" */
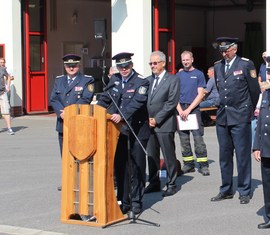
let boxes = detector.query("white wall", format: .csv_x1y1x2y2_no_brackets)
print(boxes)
112,0,152,77
0,0,22,108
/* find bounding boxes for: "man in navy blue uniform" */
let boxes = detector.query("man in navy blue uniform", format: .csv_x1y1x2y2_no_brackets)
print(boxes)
50,54,95,160
97,52,150,215
253,83,270,229
211,37,260,204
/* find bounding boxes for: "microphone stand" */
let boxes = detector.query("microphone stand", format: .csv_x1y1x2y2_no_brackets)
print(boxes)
102,87,160,228
100,39,108,87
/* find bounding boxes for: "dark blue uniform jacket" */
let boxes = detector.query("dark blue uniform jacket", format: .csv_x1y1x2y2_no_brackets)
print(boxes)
50,72,95,133
97,70,150,140
253,90,270,158
214,56,260,126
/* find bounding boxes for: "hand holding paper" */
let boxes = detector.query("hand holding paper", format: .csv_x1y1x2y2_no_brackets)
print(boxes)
177,114,199,131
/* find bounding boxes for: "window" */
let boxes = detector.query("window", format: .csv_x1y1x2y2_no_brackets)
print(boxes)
0,44,4,57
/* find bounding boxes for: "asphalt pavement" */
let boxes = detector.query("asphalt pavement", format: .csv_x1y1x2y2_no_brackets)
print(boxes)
0,115,268,235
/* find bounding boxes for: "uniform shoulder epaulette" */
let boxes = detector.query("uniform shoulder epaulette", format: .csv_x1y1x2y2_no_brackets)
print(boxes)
56,75,64,79
214,60,222,64
241,57,249,61
138,74,145,79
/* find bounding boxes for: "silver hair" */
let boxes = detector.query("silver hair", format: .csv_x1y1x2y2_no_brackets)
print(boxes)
150,50,166,62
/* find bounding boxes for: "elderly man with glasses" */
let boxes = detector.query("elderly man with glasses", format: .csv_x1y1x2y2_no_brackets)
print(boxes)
210,37,260,204
145,50,180,197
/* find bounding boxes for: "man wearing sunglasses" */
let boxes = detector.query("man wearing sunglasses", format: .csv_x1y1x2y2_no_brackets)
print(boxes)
50,54,95,191
145,50,180,197
211,37,260,204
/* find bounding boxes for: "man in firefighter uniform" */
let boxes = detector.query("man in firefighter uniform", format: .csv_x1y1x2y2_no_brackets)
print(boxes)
97,52,150,215
211,37,260,204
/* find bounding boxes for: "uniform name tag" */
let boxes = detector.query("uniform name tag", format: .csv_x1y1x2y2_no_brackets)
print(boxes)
75,86,83,91
127,89,135,93
233,70,243,76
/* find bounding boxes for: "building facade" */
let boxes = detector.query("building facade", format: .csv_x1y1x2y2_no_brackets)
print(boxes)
0,0,267,115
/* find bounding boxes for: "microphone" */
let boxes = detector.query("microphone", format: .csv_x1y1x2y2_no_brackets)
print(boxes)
103,81,120,91
266,56,270,63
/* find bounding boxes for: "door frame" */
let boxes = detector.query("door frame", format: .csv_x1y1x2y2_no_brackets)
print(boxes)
24,0,48,113
153,0,176,74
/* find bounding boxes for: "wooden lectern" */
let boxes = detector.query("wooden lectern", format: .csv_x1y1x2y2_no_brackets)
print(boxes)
60,104,126,227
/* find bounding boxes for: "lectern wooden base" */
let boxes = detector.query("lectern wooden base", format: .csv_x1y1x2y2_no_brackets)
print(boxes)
60,104,126,227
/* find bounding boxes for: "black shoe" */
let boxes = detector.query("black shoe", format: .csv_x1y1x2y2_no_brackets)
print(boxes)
211,193,234,202
176,159,183,176
258,221,270,229
239,195,250,204
162,187,177,197
120,205,130,214
57,186,62,191
182,165,195,174
198,166,210,176
145,183,160,194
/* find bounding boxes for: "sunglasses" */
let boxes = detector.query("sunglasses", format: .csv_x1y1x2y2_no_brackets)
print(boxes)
65,64,79,68
149,61,162,66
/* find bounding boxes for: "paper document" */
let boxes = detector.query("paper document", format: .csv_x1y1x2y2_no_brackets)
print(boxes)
177,114,199,131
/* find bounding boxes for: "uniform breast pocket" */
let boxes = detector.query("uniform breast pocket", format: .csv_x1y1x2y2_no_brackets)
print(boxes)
111,90,120,98
234,76,246,89
74,90,83,99
122,92,135,99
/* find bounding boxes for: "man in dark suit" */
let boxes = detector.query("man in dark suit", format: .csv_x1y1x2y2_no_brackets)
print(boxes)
145,50,180,197
50,54,95,158
97,52,150,215
211,37,260,204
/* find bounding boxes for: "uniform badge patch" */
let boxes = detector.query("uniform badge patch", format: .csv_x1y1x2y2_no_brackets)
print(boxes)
138,86,147,94
250,70,257,78
88,84,94,92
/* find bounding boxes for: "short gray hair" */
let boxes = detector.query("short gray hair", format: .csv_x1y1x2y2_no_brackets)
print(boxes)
150,50,166,62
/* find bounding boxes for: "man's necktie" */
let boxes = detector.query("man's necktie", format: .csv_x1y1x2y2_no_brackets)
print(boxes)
152,76,159,94
68,78,72,85
122,80,127,89
225,63,230,74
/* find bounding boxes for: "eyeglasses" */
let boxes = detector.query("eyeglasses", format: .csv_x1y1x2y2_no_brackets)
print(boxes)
149,61,162,66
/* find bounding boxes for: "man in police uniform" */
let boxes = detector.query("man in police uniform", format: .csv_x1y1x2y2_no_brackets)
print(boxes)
211,37,260,204
97,52,150,215
50,54,95,160
253,80,270,229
